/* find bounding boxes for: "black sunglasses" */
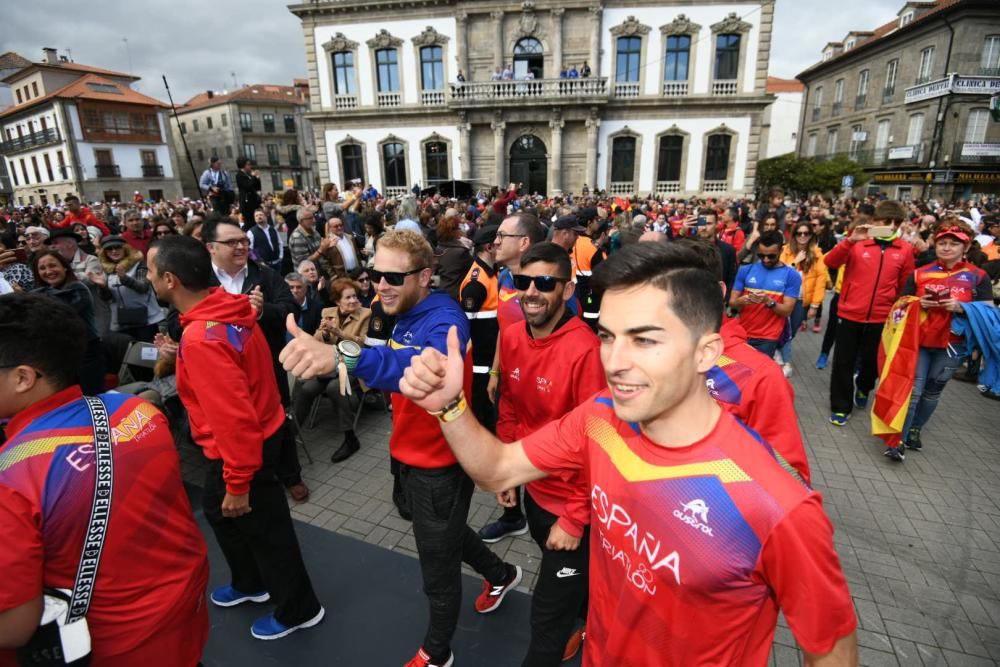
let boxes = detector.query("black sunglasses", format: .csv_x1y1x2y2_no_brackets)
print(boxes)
759,253,780,260
512,274,568,292
371,267,426,286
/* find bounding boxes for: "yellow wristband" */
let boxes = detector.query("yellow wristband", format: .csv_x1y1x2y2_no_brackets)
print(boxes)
431,392,468,423
488,369,500,377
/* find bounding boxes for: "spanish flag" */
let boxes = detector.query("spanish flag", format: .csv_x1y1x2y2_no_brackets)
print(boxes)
871,296,924,447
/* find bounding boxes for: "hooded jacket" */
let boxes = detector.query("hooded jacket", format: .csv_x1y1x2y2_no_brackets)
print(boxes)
177,288,284,495
824,237,915,324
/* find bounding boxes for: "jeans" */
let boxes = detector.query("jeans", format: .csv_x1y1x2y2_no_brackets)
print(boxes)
202,425,321,626
522,491,589,667
778,299,806,365
401,462,510,661
747,338,779,358
830,318,884,415
901,345,966,436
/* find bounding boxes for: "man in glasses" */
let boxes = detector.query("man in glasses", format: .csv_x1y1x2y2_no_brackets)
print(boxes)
204,217,307,502
495,241,605,664
281,229,522,667
728,230,801,358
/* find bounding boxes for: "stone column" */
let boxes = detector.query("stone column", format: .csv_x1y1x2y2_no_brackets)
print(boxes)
588,6,602,77
491,113,506,186
456,12,469,79
459,113,472,180
549,113,564,195
551,9,565,76
585,111,600,190
492,11,505,71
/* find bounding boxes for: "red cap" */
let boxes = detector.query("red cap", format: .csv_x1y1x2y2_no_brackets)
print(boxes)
934,226,970,243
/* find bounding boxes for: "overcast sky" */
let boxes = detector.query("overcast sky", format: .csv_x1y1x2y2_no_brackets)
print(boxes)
5,0,904,102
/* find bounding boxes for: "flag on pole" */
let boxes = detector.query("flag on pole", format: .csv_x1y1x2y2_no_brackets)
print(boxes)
871,296,924,447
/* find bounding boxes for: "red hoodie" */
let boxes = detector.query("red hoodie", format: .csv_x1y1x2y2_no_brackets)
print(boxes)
55,207,112,236
177,288,284,495
823,237,914,324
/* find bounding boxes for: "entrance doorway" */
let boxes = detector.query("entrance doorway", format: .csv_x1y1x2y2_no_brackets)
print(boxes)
509,134,547,195
513,38,543,80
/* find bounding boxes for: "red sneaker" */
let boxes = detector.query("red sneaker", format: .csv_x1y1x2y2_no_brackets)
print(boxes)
474,565,523,613
812,321,822,333
562,625,586,661
405,647,454,667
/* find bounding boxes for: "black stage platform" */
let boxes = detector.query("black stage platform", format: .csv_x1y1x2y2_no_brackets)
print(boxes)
195,502,583,666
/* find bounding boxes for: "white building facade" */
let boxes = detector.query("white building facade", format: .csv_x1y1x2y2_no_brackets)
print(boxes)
291,0,776,198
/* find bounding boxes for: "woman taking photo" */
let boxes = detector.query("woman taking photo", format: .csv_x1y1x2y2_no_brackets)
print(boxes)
776,222,827,377
31,250,104,394
884,222,993,462
92,235,165,342
292,278,372,464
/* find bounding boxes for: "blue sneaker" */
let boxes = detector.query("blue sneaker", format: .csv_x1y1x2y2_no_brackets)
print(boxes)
251,607,325,640
829,412,849,427
210,585,270,608
478,517,528,544
815,353,829,370
854,389,869,409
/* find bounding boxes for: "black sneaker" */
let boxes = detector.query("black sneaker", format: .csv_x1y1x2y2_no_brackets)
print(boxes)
883,446,905,462
904,428,922,451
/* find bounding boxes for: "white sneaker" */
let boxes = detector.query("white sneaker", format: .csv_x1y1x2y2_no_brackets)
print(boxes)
782,363,793,378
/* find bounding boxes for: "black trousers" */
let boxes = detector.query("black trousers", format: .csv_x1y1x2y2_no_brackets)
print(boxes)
523,491,589,667
829,318,884,415
820,293,840,355
470,372,497,434
202,425,321,626
271,362,303,489
401,462,510,662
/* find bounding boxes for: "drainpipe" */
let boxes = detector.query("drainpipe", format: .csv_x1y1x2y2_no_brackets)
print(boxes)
926,12,955,199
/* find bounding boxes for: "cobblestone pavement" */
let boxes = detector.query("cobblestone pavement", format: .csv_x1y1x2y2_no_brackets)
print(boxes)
180,313,1000,666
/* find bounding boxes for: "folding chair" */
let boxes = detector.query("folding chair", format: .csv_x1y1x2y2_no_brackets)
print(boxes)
353,387,391,430
286,410,314,464
117,341,159,385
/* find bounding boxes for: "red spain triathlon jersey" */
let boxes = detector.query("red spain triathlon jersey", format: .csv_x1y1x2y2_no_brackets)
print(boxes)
522,392,855,666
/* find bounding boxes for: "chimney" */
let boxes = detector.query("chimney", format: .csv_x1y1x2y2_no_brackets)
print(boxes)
42,47,58,65
207,90,214,99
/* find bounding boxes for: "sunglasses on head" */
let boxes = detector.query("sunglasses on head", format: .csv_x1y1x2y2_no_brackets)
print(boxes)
370,267,426,286
759,253,779,260
512,274,567,292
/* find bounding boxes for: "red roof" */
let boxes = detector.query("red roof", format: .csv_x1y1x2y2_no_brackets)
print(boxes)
766,76,805,94
0,74,166,119
2,60,138,84
180,84,306,111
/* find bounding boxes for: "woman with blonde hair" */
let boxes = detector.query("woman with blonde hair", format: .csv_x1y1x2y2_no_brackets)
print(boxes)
92,235,164,341
777,221,827,377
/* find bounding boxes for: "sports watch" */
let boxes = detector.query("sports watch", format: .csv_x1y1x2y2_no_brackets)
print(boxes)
337,339,362,371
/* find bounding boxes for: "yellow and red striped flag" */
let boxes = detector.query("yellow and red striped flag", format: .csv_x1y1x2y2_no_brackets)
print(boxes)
871,296,924,447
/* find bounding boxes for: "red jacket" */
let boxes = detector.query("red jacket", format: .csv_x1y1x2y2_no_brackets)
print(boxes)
177,289,284,495
823,237,914,324
497,316,605,537
122,229,153,255
55,207,111,236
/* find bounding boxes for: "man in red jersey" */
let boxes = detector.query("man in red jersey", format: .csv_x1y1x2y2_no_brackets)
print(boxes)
495,242,605,665
400,242,858,666
0,293,208,665
55,195,111,236
147,236,323,642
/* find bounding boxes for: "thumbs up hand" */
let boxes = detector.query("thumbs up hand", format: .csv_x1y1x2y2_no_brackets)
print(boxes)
280,313,336,379
400,325,466,413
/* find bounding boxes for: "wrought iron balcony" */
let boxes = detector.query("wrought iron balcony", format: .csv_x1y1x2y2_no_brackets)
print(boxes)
94,164,120,178
951,142,1000,165
812,108,821,122
141,164,164,177
831,102,843,117
854,94,867,111
882,88,895,104
0,127,61,154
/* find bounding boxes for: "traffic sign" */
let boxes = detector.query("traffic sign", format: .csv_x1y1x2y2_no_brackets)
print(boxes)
842,175,854,189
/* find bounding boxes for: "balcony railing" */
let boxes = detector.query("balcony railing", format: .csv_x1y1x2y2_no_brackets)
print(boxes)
703,180,728,193
952,141,1000,165
654,180,681,196
854,94,867,110
58,165,72,180
662,81,688,97
812,108,821,122
377,92,402,108
94,164,120,178
608,182,634,196
0,127,61,154
915,74,933,85
421,90,446,106
240,123,253,133
613,82,641,98
831,102,843,117
334,95,359,110
712,80,739,96
384,186,408,198
887,143,924,163
882,88,895,104
267,155,280,166
981,66,1000,77
289,156,302,167
285,121,296,133
448,77,608,105
141,164,163,177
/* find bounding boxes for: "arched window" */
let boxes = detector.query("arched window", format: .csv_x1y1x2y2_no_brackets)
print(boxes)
513,38,543,80
382,142,407,188
657,135,684,182
420,46,444,91
332,52,356,95
341,143,364,184
616,37,641,82
424,141,448,185
611,136,637,182
704,134,732,181
376,49,399,92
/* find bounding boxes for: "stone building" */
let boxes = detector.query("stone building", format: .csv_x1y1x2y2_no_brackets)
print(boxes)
170,81,317,197
795,0,1000,200
289,0,776,198
0,48,183,206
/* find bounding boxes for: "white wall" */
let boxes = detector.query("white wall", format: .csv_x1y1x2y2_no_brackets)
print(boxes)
313,18,458,108
74,142,175,180
599,4,762,95
1,103,65,140
596,116,753,192
323,125,461,191
765,91,802,157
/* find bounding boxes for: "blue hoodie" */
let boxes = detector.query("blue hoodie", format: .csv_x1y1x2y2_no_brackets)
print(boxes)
951,301,1000,394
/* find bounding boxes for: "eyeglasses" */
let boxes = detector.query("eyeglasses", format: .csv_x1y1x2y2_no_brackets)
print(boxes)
213,238,250,248
795,231,813,237
496,231,526,241
512,274,567,292
370,267,426,286
357,276,370,282
758,253,780,260
154,230,171,237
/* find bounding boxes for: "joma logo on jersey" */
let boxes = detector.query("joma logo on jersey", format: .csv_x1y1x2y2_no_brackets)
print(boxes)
673,499,714,537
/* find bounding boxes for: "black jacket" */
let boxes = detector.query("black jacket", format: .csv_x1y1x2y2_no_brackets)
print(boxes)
208,259,296,358
293,296,324,336
715,239,737,302
236,170,262,212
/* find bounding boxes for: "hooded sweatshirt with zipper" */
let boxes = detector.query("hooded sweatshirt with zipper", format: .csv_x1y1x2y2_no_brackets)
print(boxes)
177,288,284,495
823,236,914,324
